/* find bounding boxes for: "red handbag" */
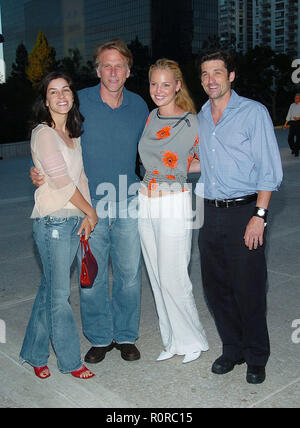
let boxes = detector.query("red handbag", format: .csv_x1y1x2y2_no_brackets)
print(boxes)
80,235,98,288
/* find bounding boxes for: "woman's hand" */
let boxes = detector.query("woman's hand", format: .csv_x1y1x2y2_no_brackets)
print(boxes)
77,208,98,240
188,158,200,173
78,216,92,240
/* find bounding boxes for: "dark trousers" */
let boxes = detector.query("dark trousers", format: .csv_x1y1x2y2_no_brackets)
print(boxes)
198,200,270,366
288,121,300,156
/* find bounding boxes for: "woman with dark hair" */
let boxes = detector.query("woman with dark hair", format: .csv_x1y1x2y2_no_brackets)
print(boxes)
20,71,98,379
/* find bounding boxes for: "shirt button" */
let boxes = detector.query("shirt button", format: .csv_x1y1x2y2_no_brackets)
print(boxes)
211,165,214,169
212,132,215,135
212,148,215,152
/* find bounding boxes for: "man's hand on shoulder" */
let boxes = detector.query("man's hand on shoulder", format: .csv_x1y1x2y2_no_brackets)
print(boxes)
30,166,45,187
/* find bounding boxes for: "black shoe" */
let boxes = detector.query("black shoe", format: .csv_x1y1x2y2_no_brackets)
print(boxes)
84,342,114,364
211,355,245,374
246,365,266,384
115,343,141,361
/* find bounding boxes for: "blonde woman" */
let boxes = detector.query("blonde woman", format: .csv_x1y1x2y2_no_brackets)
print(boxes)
138,59,209,363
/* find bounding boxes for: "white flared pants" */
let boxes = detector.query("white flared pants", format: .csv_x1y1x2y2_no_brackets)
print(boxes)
138,190,209,355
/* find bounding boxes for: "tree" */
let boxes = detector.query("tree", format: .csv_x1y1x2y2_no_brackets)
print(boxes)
0,43,34,143
11,42,29,79
234,46,294,124
26,30,56,87
127,36,151,105
57,48,97,90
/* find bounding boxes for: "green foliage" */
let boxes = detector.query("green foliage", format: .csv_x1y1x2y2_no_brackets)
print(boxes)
0,76,34,143
1,35,298,143
126,37,152,106
56,48,98,90
11,42,29,79
234,46,295,124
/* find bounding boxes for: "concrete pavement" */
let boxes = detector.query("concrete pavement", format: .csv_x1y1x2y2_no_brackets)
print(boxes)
0,129,299,409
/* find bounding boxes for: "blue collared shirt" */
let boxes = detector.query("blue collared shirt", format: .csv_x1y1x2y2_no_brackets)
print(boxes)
78,84,149,201
196,90,283,200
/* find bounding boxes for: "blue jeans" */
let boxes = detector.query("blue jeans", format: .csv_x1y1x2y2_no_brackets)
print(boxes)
79,197,141,345
20,216,83,373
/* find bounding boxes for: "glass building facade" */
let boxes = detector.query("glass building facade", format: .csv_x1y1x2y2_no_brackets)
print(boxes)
1,0,218,75
0,4,5,82
219,0,300,56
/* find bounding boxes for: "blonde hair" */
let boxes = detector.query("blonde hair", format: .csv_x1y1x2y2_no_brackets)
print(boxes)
94,38,133,69
149,58,196,114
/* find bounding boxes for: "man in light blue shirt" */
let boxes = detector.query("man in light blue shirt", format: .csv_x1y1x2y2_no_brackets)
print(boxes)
283,93,300,157
195,50,283,384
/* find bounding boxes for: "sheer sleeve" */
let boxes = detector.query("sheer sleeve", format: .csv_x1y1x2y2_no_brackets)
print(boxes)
78,168,91,205
32,126,76,217
35,127,74,189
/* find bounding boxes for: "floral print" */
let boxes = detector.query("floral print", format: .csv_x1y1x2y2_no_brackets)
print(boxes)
148,178,159,191
138,109,199,190
156,126,171,140
162,150,178,169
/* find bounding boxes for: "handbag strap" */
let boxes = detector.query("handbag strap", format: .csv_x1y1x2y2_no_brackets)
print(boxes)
81,235,91,257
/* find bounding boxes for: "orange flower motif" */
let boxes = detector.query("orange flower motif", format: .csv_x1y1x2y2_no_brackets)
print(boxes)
162,150,178,169
194,135,199,146
156,126,171,140
148,178,159,191
151,170,160,175
166,175,175,180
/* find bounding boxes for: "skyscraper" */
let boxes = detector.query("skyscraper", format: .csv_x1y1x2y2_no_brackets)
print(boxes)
219,0,300,57
1,0,218,75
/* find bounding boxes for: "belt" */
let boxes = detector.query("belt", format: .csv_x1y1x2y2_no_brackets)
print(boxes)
204,193,257,208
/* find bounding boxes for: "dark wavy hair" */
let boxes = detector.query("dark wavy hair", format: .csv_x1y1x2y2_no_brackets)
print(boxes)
30,71,84,138
195,50,236,77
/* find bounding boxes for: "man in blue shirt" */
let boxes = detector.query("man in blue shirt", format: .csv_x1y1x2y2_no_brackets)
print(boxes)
30,39,149,364
79,39,148,364
195,50,283,384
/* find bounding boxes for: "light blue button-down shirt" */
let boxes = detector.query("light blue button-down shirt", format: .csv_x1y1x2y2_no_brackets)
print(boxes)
196,90,283,200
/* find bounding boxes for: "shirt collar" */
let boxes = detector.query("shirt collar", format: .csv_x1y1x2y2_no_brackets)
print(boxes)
201,89,240,113
88,83,129,109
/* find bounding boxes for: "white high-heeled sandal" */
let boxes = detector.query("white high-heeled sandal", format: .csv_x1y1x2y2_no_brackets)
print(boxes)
156,350,175,361
182,351,201,364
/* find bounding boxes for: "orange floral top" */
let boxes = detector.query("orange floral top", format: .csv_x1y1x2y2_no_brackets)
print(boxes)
138,108,199,191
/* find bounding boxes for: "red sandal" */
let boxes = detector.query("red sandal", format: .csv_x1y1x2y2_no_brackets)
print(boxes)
34,366,51,379
71,365,95,379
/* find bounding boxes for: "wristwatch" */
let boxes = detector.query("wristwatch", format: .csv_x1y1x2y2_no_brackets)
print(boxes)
253,207,268,226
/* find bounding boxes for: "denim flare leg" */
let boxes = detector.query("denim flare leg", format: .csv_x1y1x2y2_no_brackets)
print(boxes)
20,216,83,373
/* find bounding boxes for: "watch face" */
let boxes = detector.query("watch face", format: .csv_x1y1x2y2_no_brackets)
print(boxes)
257,208,265,216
